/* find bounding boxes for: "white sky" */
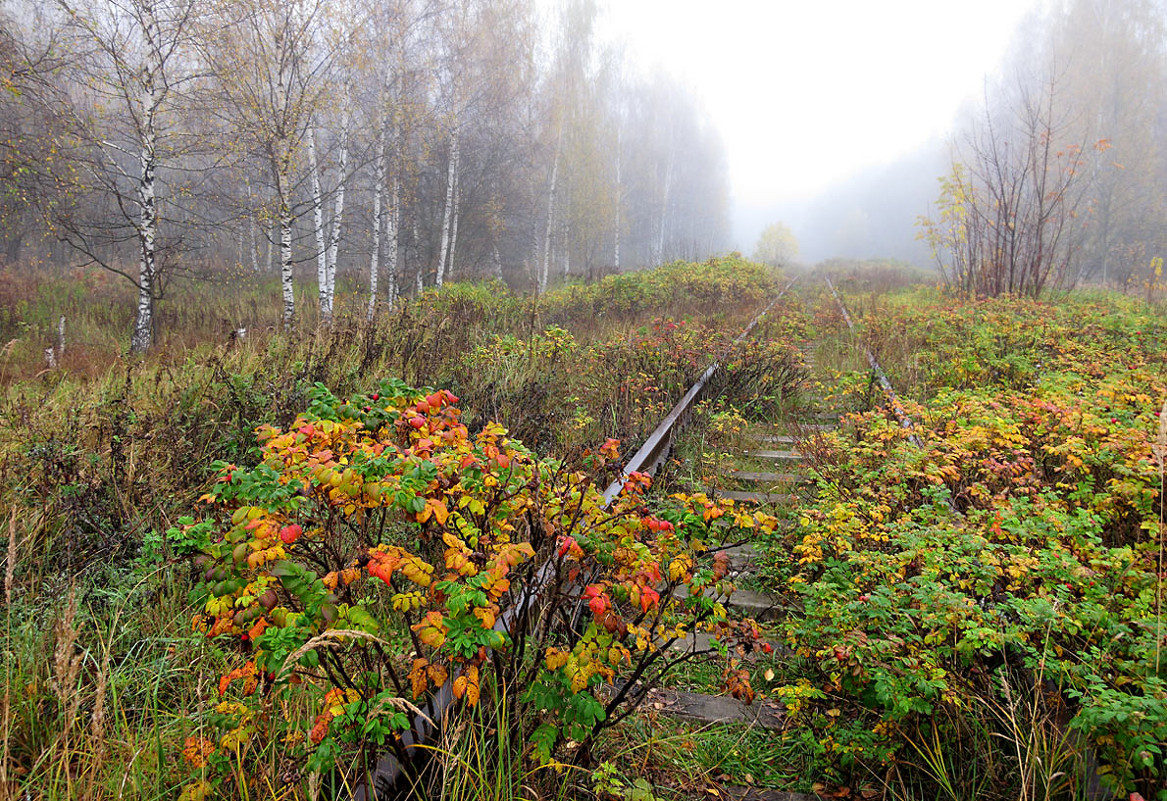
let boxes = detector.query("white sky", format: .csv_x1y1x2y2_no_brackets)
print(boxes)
597,0,1045,208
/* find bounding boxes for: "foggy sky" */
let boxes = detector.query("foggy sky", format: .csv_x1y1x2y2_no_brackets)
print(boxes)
598,0,1045,262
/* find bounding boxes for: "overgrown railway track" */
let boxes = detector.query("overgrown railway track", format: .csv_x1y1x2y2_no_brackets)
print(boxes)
359,275,1089,801
358,281,800,799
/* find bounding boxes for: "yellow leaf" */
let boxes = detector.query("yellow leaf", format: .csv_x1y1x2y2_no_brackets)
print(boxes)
466,665,480,706
545,648,570,671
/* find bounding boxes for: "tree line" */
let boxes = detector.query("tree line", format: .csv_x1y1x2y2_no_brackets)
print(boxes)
0,0,730,350
921,0,1167,297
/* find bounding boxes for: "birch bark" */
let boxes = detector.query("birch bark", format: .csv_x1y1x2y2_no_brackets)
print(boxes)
276,160,295,328
540,130,562,294
435,127,459,287
448,163,460,279
309,130,328,319
324,108,348,321
129,1,163,354
368,117,386,320
130,80,158,354
654,148,674,266
386,138,400,308
613,128,621,270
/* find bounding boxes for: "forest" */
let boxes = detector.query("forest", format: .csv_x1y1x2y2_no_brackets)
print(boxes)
2,1,1167,800
0,0,728,354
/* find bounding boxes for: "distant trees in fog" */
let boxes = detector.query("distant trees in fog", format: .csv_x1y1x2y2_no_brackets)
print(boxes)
0,0,729,349
752,221,798,268
922,0,1167,297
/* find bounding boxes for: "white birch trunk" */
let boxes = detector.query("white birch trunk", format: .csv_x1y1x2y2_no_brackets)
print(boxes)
414,218,423,293
386,146,400,309
249,221,259,272
130,61,159,354
368,119,386,321
655,149,674,266
276,161,295,328
562,217,570,277
246,179,259,272
614,128,621,270
540,131,562,295
309,130,328,320
448,164,460,279
324,110,348,321
435,127,459,288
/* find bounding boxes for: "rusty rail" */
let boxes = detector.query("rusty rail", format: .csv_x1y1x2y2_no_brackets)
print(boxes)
825,277,959,514
602,277,798,503
824,276,924,449
356,277,795,799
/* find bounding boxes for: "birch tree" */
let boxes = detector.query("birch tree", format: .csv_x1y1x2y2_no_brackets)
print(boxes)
307,111,348,325
49,0,201,353
435,124,458,287
199,0,335,328
0,6,69,265
10,0,732,309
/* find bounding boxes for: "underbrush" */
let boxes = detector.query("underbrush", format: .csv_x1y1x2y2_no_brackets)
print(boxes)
769,284,1167,799
0,256,794,800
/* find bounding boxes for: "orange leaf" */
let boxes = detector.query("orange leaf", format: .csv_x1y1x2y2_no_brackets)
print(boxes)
430,499,449,526
409,658,429,698
465,665,480,706
473,607,496,629
545,648,570,671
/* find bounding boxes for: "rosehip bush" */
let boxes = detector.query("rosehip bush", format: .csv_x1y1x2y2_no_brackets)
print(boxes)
182,379,779,797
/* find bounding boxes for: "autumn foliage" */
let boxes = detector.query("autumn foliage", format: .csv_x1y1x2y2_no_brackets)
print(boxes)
183,379,779,794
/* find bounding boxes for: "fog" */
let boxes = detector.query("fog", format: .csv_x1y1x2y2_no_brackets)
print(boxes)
6,0,1167,311
734,139,948,266
597,0,1045,260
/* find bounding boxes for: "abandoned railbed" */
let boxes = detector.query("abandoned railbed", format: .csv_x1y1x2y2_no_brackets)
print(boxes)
357,280,798,799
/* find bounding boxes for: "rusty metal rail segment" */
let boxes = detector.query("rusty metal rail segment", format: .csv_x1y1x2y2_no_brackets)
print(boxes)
825,276,963,518
824,275,1113,788
356,278,795,800
824,276,924,450
602,277,798,504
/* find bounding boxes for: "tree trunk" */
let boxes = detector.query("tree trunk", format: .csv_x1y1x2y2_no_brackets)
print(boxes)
368,117,386,321
130,72,159,355
309,129,328,321
435,127,459,288
540,130,562,294
247,179,259,272
562,217,570,276
386,142,400,309
325,110,348,321
655,149,674,266
414,218,423,294
448,165,460,280
276,158,295,329
613,128,621,270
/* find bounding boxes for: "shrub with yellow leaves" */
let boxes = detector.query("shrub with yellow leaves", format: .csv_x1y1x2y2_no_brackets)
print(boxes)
181,378,779,796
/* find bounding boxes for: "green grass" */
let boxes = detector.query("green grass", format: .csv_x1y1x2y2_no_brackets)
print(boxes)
1,257,792,801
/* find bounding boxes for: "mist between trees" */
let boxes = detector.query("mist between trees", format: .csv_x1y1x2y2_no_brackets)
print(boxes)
0,0,730,352
758,0,1167,297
